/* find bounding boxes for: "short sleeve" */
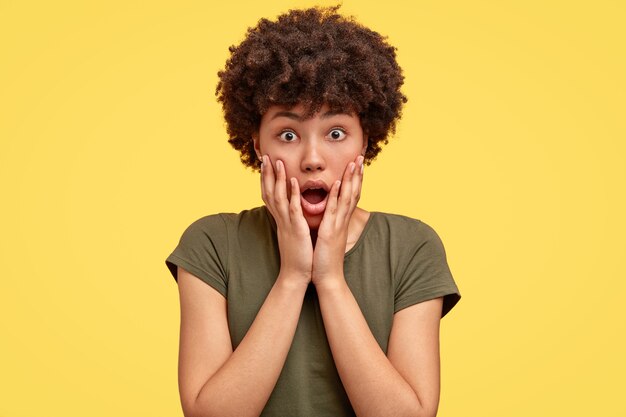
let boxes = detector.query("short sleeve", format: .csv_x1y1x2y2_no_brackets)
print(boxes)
165,214,229,298
394,220,461,318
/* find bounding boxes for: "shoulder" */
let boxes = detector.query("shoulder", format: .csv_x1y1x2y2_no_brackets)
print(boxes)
166,207,270,286
371,211,442,246
182,206,269,237
377,212,460,317
368,212,451,272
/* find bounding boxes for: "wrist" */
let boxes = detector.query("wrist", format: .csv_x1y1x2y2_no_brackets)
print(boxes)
312,274,348,293
276,270,311,290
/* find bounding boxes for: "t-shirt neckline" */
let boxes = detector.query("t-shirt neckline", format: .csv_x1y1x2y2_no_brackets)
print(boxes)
261,205,376,258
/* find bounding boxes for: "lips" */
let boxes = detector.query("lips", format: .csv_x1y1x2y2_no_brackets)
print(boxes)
299,180,330,216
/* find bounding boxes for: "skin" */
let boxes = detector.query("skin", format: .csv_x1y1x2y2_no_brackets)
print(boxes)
176,102,445,417
252,102,370,285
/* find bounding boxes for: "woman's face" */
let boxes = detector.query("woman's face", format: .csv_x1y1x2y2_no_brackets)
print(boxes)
253,103,368,229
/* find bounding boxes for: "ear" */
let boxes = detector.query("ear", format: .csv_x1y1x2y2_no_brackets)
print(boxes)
252,132,262,160
361,134,368,156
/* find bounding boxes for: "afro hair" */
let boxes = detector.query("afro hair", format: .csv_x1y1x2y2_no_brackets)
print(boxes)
216,5,407,170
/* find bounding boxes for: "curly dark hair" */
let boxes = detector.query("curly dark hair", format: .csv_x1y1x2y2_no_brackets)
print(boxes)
215,5,407,171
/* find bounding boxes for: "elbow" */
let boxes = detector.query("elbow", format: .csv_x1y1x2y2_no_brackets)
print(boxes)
181,405,215,417
418,407,438,417
403,406,437,417
182,403,223,417
181,386,221,417
181,396,212,417
179,386,199,417
181,401,200,417
413,401,439,417
405,393,438,417
182,398,258,417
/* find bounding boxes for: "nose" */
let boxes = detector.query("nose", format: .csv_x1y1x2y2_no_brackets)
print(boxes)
300,138,325,172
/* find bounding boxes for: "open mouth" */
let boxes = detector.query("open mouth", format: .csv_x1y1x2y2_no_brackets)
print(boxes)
301,188,328,204
299,180,330,216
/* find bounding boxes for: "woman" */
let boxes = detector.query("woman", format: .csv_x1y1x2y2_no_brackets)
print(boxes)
165,6,461,417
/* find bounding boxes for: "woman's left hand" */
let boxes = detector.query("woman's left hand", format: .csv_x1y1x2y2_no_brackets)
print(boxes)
311,155,364,287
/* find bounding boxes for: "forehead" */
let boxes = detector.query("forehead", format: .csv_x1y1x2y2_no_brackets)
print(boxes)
262,103,356,123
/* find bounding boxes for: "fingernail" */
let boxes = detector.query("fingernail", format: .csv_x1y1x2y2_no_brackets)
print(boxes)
350,163,355,174
359,155,364,166
360,163,364,174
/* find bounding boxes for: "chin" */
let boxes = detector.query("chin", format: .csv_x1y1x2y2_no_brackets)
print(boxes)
304,214,323,230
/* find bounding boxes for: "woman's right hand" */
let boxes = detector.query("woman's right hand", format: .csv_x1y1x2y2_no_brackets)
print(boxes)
260,155,313,285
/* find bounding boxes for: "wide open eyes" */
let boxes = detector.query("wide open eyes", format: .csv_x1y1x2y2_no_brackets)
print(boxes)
277,128,347,142
328,128,347,141
279,130,298,142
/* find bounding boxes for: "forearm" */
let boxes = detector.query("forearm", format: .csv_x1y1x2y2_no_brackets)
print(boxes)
193,276,308,417
315,279,423,417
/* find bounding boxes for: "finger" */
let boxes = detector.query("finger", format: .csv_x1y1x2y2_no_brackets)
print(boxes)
260,155,264,183
353,155,364,203
337,161,355,219
324,180,341,218
260,155,267,200
289,177,305,225
273,159,289,218
348,155,364,202
263,156,285,222
261,155,276,203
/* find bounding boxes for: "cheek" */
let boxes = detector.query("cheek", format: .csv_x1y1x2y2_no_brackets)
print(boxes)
330,154,359,177
265,152,297,198
268,152,296,175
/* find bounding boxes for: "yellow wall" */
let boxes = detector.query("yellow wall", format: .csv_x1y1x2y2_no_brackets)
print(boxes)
1,1,624,416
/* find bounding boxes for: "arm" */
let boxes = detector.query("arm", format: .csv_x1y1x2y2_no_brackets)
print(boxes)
177,266,308,417
312,156,443,417
178,156,314,417
316,281,443,417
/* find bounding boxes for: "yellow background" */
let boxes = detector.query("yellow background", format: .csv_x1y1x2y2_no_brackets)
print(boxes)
1,0,624,416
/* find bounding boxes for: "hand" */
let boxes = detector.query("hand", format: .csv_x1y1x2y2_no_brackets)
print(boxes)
311,155,365,287
260,155,313,285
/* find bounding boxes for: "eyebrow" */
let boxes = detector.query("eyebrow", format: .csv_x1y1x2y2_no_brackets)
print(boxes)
270,110,352,121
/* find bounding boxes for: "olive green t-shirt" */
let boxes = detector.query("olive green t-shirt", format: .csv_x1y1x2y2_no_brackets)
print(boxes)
165,206,461,416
